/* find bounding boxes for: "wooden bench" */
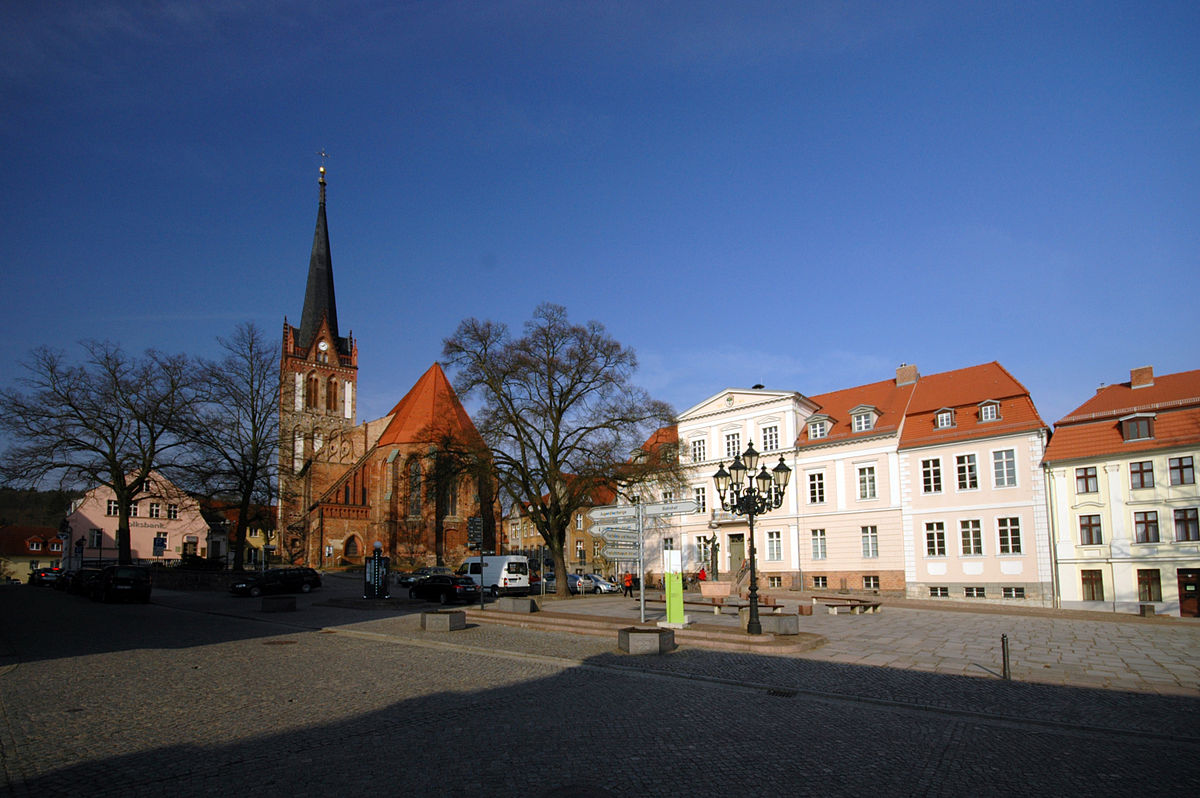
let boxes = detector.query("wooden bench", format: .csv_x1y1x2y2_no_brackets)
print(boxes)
814,596,882,615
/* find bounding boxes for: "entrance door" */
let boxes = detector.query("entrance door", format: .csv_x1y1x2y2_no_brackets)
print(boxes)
1179,569,1200,617
728,534,745,573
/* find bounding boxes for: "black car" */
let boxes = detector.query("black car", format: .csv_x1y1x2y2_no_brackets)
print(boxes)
69,568,103,595
230,567,322,597
396,566,454,588
28,567,61,587
90,565,152,603
408,574,481,605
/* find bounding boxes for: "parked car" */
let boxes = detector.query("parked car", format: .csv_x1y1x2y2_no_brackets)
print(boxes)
230,567,321,597
585,574,619,594
90,565,152,603
541,573,593,595
69,568,103,595
52,569,73,591
28,567,61,586
408,574,481,605
395,566,454,588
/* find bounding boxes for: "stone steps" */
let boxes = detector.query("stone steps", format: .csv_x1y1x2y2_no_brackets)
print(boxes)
462,607,825,655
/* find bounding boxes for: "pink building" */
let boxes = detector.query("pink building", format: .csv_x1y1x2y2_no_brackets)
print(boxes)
62,472,209,567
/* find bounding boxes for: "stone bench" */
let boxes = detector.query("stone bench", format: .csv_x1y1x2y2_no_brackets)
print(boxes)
421,610,467,631
496,596,538,613
820,601,881,615
261,595,296,613
618,627,676,655
738,607,801,635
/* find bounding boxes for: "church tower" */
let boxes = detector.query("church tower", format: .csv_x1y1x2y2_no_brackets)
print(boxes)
278,166,358,539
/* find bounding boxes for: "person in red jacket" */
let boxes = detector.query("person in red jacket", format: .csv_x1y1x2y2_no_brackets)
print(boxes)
622,571,634,597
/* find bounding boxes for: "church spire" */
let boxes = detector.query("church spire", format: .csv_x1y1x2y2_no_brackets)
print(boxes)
297,164,339,352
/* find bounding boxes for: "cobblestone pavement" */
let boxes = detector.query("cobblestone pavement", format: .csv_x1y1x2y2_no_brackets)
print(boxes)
2,577,1198,797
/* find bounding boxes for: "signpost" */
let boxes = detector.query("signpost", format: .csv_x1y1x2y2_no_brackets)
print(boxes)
643,499,698,517
587,522,637,537
587,505,638,522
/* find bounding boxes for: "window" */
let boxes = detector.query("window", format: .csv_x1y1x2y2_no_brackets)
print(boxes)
1076,467,1098,494
1002,587,1025,599
1169,456,1195,486
696,539,710,564
1080,515,1103,545
28,541,41,551
809,421,827,440
956,454,978,490
305,373,318,408
925,522,946,556
691,439,706,462
408,460,422,516
167,504,179,520
1122,416,1153,441
998,518,1022,554
857,465,876,500
447,480,458,516
852,413,874,433
762,425,779,452
960,520,983,556
811,529,827,560
575,514,583,531
1081,569,1104,601
662,491,674,503
922,459,942,493
812,576,827,589
593,540,602,558
149,502,160,519
808,472,825,504
929,586,949,598
106,500,118,516
663,537,675,551
863,575,880,590
129,502,138,517
861,526,879,558
575,540,585,561
88,529,102,547
1175,508,1199,541
980,403,999,422
1130,461,1154,490
964,587,986,598
49,541,62,552
936,409,955,428
993,449,1017,487
768,576,782,588
766,531,782,561
1137,569,1162,602
693,487,706,513
1134,511,1159,543
725,432,741,460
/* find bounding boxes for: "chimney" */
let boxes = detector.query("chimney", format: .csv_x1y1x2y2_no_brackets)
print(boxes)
1131,366,1154,389
896,363,919,386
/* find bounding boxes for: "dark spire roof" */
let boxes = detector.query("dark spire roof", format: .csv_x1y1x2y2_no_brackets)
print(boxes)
297,166,339,351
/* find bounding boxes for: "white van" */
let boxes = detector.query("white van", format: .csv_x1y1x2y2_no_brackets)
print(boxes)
456,555,530,597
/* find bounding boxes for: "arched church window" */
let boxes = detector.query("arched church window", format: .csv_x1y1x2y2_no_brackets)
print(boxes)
408,459,422,517
326,377,337,411
345,536,360,557
305,373,319,408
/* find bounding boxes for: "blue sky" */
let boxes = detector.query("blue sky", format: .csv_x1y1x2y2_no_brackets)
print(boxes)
3,1,1197,429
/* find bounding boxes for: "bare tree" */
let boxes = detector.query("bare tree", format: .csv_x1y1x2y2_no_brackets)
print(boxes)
443,303,679,597
175,323,279,571
0,342,199,564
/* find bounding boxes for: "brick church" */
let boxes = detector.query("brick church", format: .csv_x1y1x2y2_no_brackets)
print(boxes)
277,167,498,568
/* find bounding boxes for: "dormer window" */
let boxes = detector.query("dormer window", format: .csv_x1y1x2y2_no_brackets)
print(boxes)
935,409,955,429
849,405,878,433
808,420,828,440
979,402,1000,422
1121,414,1155,442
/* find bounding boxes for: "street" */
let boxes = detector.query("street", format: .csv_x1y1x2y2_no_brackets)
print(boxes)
1,575,1198,796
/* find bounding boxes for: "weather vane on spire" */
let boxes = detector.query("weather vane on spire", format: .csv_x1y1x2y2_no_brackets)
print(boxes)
318,149,329,176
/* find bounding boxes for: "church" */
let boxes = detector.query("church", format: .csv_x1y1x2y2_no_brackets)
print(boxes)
277,167,498,569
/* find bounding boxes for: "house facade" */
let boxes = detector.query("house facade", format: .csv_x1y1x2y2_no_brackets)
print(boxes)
0,525,64,578
62,472,209,567
1043,366,1200,617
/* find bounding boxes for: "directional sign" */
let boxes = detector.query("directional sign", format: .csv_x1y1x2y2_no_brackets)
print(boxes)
602,531,639,544
601,546,639,559
643,499,698,517
588,522,638,538
587,504,638,522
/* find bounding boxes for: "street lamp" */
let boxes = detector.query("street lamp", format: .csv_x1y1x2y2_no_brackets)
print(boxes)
712,442,791,635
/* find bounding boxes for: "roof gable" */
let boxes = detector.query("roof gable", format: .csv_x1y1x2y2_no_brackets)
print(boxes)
900,363,1045,448
375,363,484,450
798,378,915,447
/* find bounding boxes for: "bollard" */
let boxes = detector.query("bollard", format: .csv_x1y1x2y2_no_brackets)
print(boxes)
1001,633,1011,680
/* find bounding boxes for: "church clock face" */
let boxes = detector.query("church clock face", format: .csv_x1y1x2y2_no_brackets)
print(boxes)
318,341,329,352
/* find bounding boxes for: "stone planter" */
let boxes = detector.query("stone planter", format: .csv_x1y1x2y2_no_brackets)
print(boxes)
699,581,732,599
421,610,466,631
618,627,676,655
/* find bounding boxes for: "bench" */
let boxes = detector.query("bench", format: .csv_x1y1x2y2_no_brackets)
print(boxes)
814,596,881,615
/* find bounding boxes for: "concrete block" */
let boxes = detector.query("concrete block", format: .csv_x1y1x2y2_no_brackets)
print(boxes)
261,596,296,613
421,610,466,631
618,627,675,655
496,596,538,613
760,614,800,635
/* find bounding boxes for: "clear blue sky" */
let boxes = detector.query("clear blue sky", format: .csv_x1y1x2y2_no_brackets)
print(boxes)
3,1,1197,429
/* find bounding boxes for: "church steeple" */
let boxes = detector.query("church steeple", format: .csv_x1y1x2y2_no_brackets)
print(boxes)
297,165,339,352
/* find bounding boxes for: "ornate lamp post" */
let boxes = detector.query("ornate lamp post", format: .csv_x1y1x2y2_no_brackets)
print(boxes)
712,443,791,635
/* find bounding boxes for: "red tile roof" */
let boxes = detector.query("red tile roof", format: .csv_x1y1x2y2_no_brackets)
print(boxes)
1043,368,1200,463
0,525,60,557
375,363,484,450
900,362,1047,449
797,378,916,448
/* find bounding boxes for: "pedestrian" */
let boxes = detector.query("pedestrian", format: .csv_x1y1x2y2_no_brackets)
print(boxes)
698,566,707,582
623,571,633,597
